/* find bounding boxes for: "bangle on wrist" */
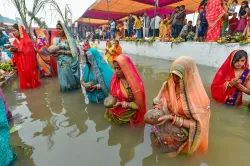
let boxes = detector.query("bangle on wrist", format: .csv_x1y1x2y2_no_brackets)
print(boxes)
171,115,177,125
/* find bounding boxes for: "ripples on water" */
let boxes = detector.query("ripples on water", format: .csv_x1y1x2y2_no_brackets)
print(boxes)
4,55,250,166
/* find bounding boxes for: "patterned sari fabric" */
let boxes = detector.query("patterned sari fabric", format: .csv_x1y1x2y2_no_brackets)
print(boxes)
112,44,122,60
0,96,15,166
211,50,250,105
206,0,225,41
50,30,58,76
83,48,113,103
152,56,211,156
0,88,12,121
105,55,146,126
54,23,81,92
12,25,41,90
34,29,52,77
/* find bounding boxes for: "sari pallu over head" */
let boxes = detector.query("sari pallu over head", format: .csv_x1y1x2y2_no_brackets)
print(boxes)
211,50,249,104
84,48,113,96
111,54,146,125
154,56,210,155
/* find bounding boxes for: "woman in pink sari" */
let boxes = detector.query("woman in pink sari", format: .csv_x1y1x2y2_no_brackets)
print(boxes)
104,54,146,126
206,0,225,41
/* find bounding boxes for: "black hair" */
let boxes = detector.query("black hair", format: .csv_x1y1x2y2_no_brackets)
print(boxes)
188,21,193,24
232,0,238,4
12,24,19,31
232,50,248,64
137,15,140,19
180,5,185,9
239,1,249,16
85,52,92,78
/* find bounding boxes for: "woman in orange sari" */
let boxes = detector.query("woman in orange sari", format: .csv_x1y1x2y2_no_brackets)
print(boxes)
34,29,53,77
116,22,125,40
211,50,250,106
10,24,41,89
206,0,225,41
111,40,122,60
150,56,211,156
104,54,146,126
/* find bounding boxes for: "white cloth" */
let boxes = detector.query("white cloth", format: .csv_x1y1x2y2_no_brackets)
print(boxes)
111,21,116,29
154,16,161,29
123,21,128,30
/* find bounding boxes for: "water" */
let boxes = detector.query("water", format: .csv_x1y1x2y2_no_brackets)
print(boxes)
4,55,250,166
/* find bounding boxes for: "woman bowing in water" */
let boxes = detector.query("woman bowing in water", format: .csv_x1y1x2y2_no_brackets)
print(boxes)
148,56,210,157
53,21,81,92
11,24,41,90
211,50,250,106
104,55,146,126
82,48,113,103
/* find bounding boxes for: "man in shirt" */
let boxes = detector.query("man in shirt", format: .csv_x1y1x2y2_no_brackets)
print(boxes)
123,19,128,37
176,5,186,37
180,20,193,40
171,6,180,38
128,14,135,37
142,12,150,38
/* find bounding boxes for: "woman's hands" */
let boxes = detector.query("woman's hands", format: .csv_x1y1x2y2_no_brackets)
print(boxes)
157,114,174,126
112,101,129,109
10,45,19,52
229,78,242,87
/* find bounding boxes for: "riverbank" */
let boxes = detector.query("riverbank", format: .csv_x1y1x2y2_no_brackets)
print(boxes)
98,41,250,68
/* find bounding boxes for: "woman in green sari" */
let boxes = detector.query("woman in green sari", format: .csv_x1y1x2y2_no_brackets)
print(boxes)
53,21,81,92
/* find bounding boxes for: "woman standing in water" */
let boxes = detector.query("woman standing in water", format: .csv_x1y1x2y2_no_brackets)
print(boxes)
82,48,113,103
11,24,41,90
0,92,15,165
149,56,210,157
104,54,146,126
105,39,113,67
53,21,81,92
34,29,53,77
211,50,250,106
111,40,122,60
49,30,58,76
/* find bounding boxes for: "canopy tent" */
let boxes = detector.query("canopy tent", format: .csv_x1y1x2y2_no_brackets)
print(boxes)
132,0,182,7
76,0,198,26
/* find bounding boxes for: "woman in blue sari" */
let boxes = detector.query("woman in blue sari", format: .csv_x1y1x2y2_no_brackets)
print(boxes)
0,95,15,166
82,48,113,103
53,22,81,92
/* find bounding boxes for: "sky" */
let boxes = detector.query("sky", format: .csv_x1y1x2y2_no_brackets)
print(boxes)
0,0,96,28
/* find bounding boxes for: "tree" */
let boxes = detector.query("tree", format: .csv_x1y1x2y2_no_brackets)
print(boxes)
27,11,48,29
9,0,49,38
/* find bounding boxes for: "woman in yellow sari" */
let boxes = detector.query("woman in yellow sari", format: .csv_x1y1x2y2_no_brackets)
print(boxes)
159,14,172,40
105,39,113,68
159,15,167,38
150,56,211,157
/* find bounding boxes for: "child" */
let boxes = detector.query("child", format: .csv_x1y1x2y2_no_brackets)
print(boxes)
228,0,238,15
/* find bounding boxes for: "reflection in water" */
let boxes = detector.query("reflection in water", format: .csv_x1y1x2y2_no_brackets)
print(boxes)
108,124,144,166
2,55,250,166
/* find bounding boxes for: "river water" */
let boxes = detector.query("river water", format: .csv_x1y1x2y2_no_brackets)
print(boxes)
5,55,250,166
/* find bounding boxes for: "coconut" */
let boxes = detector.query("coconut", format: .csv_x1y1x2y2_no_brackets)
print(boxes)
85,82,94,91
144,109,165,125
104,95,117,108
48,46,60,54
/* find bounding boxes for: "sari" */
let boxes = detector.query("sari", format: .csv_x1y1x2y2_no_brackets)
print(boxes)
104,54,146,126
206,0,225,41
235,7,248,33
34,29,52,77
160,19,172,40
211,50,250,105
116,23,125,39
112,44,122,60
12,25,41,90
152,56,210,156
0,95,15,166
220,3,229,37
0,88,12,121
105,40,113,67
50,30,58,76
54,23,81,92
83,48,113,103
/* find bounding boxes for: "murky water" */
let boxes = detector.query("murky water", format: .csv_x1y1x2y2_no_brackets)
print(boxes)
5,55,250,166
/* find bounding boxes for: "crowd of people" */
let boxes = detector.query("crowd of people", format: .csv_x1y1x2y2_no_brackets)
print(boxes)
1,14,250,164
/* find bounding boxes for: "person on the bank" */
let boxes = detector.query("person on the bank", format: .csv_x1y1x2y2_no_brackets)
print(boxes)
53,21,81,92
34,29,53,77
220,0,230,37
229,13,239,35
198,6,208,41
11,24,41,90
134,15,142,39
82,48,113,103
0,92,16,166
111,40,122,60
180,21,193,40
105,39,114,67
235,1,249,33
151,56,211,157
211,50,250,106
104,54,146,125
175,5,186,37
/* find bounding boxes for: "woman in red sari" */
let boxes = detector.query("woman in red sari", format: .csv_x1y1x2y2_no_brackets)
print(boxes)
211,50,250,106
104,54,146,126
206,0,225,41
10,24,40,90
50,30,58,76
